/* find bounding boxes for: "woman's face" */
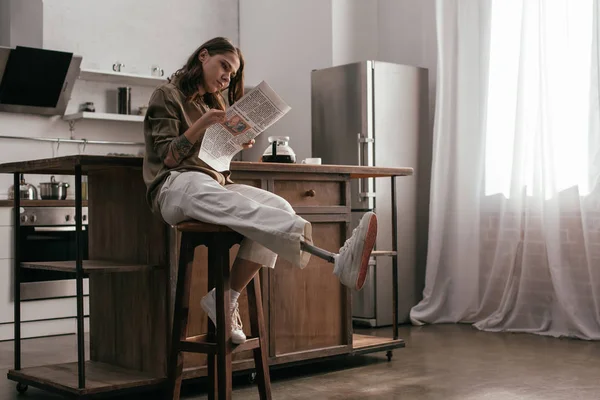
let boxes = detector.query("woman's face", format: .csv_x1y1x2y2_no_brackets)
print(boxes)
199,49,240,94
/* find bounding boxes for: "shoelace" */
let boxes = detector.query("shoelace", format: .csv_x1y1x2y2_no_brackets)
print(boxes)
339,226,358,255
231,303,243,331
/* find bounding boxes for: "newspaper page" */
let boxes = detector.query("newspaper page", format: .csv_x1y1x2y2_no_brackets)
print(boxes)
199,81,291,172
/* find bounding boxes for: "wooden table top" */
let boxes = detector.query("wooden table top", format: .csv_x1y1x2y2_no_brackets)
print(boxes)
0,155,413,178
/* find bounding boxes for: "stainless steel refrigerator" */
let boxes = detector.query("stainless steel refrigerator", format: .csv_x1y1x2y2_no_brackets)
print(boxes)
311,61,430,327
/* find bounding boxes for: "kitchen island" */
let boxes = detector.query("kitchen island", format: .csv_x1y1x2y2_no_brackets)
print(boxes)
0,155,412,398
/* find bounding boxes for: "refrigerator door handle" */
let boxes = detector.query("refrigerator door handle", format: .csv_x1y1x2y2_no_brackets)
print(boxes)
357,133,363,198
357,133,375,201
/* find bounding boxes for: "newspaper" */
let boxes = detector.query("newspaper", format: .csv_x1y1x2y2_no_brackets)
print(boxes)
198,81,291,172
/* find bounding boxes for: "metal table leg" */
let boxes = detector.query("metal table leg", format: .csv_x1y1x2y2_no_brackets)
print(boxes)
13,172,21,371
74,165,86,388
391,175,398,341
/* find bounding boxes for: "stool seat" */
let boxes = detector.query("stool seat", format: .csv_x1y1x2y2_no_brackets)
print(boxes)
167,220,271,400
176,221,236,233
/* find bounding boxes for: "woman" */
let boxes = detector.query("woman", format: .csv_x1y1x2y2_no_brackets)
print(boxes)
143,37,377,344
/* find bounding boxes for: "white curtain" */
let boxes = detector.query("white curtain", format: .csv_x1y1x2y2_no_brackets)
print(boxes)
410,0,600,340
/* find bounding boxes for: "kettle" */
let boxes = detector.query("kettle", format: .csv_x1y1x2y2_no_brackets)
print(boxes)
8,174,38,200
261,136,296,163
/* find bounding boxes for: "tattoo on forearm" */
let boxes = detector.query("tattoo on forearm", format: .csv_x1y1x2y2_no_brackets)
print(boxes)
170,135,193,163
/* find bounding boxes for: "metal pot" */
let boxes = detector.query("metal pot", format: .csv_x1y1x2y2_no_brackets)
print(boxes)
8,174,38,200
39,176,69,200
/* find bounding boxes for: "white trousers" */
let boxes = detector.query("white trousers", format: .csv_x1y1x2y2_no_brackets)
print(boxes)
157,171,313,268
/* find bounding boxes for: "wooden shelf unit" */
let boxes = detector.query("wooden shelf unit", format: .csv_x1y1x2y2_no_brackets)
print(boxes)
0,155,413,398
8,361,165,397
62,112,144,123
79,68,166,87
20,260,161,273
352,334,405,353
0,200,89,207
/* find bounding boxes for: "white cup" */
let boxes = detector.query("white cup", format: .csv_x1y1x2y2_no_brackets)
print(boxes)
112,62,125,72
151,65,165,77
301,158,322,165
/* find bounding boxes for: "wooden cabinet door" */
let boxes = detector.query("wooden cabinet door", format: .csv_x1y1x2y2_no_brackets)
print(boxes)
269,220,350,357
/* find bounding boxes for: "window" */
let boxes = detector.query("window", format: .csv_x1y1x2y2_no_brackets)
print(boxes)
484,0,596,198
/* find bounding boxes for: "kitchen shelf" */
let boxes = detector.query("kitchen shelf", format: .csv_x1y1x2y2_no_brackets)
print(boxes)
8,361,165,397
0,200,88,207
79,68,166,87
20,260,161,273
351,334,405,354
63,112,144,123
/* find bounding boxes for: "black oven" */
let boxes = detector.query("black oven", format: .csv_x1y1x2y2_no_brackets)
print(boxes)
18,207,89,300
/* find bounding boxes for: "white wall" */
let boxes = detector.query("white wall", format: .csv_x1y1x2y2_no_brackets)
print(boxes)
0,0,239,198
332,0,378,66
378,0,437,129
239,0,333,162
0,0,43,48
0,1,9,46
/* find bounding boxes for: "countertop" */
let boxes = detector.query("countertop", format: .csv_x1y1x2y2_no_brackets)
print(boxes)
0,155,414,179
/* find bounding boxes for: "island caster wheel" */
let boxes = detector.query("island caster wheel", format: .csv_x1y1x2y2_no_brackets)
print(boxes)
16,382,28,394
386,350,393,362
248,371,257,384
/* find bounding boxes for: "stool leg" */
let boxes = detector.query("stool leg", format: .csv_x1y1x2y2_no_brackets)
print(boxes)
247,273,272,400
207,354,217,400
210,240,232,400
207,244,217,400
167,235,194,400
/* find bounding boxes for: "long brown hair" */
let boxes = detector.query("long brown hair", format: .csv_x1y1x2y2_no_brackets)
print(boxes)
169,37,245,110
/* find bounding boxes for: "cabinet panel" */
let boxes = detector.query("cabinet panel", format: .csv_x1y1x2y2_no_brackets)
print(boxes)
0,226,13,259
271,221,347,355
0,208,12,226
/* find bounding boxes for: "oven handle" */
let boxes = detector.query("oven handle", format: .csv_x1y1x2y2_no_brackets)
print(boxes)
32,226,87,232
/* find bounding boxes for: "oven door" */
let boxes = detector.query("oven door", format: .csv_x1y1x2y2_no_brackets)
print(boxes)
19,226,89,301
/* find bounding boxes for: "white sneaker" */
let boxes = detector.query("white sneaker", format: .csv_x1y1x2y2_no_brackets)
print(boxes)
230,303,246,344
334,212,378,291
200,290,247,345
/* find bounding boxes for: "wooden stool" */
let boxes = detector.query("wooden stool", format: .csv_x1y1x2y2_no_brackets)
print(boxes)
167,221,272,400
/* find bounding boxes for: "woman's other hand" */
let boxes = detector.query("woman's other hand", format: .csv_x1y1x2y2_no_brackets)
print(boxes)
196,109,226,131
242,139,255,149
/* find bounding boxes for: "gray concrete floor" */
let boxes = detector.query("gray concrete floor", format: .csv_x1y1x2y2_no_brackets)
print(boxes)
0,324,599,399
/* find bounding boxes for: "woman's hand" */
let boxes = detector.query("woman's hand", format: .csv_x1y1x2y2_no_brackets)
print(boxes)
242,139,255,149
195,109,227,131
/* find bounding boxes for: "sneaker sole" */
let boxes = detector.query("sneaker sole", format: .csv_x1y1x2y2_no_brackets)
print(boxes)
232,335,246,345
356,214,377,291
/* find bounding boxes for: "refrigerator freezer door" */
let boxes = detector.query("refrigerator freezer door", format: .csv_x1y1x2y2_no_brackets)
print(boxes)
311,61,374,208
